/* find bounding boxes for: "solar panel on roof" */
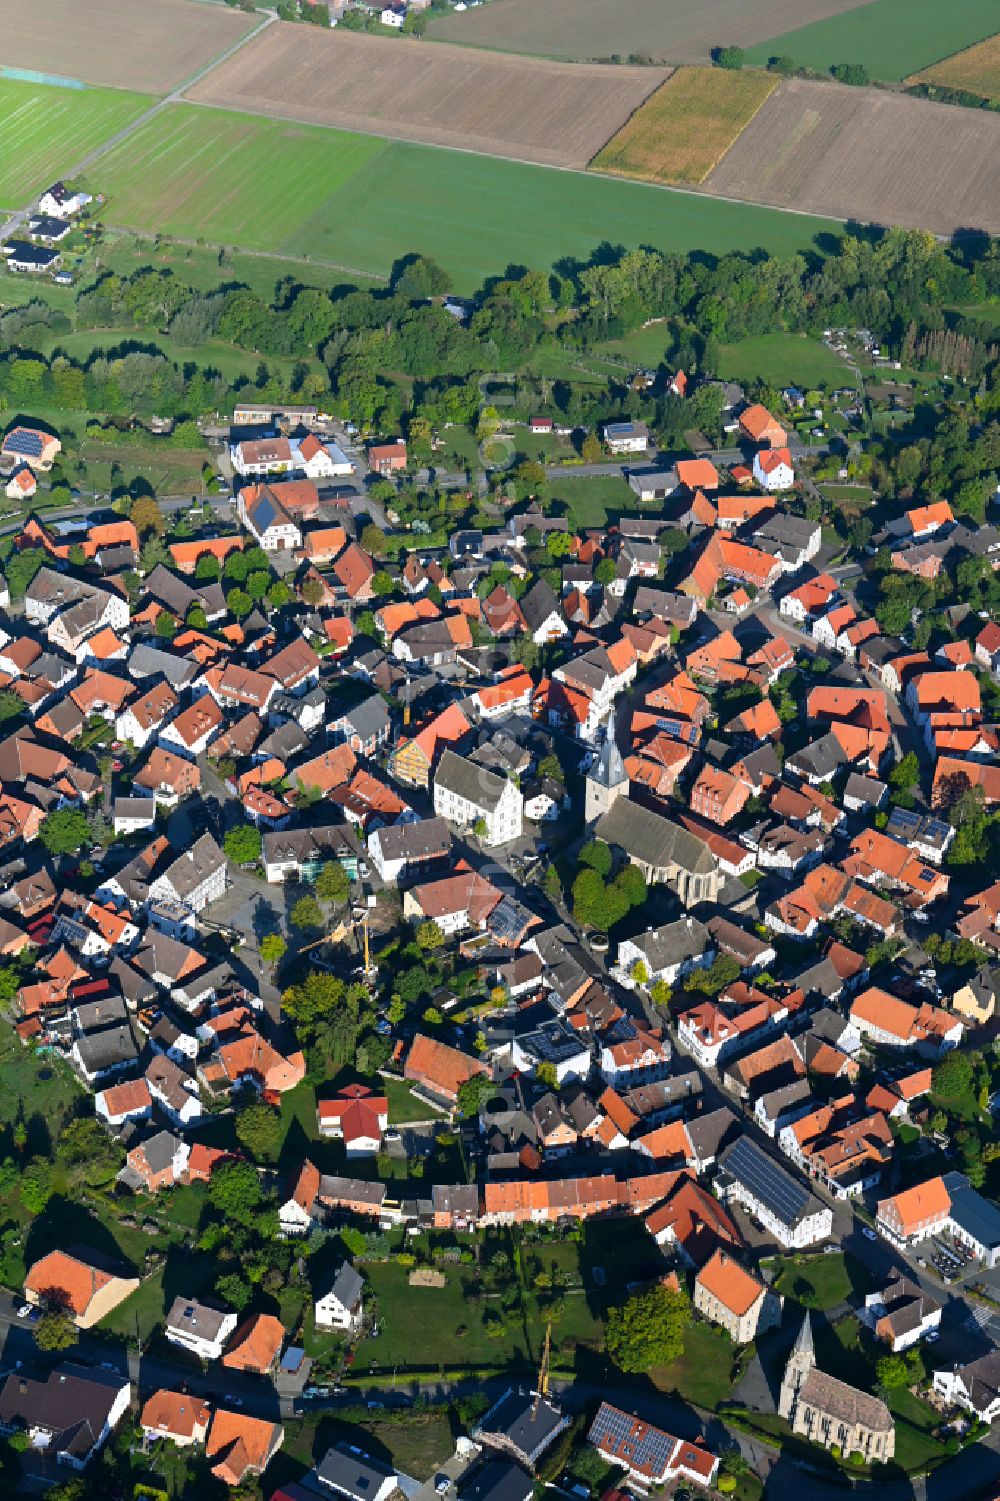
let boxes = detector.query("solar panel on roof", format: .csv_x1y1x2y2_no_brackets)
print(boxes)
725,1136,811,1225
888,807,920,832
7,429,43,457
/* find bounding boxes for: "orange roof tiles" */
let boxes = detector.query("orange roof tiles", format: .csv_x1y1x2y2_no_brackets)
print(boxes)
677,458,720,491
696,1248,764,1316
207,1409,282,1485
880,1176,951,1235
222,1313,284,1373
24,1250,117,1317
405,1033,487,1100
141,1388,210,1439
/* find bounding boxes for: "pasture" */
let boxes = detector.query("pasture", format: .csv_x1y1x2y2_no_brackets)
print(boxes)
910,34,1000,98
94,104,841,292
186,24,668,168
592,66,776,185
426,0,874,64
704,78,1000,236
742,0,1000,81
0,79,151,206
4,0,260,93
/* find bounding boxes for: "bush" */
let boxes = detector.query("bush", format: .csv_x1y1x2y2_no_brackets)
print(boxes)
831,62,869,86
714,44,744,69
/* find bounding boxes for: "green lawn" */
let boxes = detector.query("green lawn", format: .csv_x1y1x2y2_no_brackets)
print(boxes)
99,1266,170,1343
0,1024,83,1131
283,1410,455,1483
771,1251,874,1310
650,1319,737,1408
355,1242,604,1376
92,103,842,294
717,333,857,390
380,1077,446,1124
553,474,639,530
745,0,1000,81
0,79,153,205
592,323,673,369
888,1385,948,1471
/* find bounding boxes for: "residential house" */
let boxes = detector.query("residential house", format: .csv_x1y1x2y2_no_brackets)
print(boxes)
222,1313,285,1375
315,1263,364,1333
601,421,648,454
0,1363,130,1471
718,1136,833,1248
24,1247,140,1328
165,1296,239,1362
864,1277,941,1352
140,1389,211,1448
752,447,795,491
588,1402,718,1489
207,1409,284,1486
404,1032,488,1105
317,1084,388,1155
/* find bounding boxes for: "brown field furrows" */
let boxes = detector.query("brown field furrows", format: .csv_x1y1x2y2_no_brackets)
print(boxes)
184,24,671,168
2,0,259,94
702,78,1000,236
426,0,876,64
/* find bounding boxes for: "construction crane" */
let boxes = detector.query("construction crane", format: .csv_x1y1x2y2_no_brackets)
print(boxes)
297,904,375,979
532,1319,552,1417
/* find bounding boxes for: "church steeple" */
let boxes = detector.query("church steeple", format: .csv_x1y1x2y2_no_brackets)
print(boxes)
585,714,628,827
793,1310,814,1360
778,1310,816,1425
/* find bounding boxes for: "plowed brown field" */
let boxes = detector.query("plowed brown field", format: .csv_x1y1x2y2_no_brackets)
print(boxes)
703,78,1000,235
3,0,259,93
184,24,670,168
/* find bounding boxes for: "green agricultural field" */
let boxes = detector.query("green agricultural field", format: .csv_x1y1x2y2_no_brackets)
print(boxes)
0,79,152,206
717,332,857,388
745,0,1000,82
87,106,387,257
93,104,842,294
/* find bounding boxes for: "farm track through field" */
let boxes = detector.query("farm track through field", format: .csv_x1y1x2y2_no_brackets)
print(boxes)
184,25,670,168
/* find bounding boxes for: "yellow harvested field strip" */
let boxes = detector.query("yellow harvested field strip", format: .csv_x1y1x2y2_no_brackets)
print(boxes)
185,24,670,169
909,34,1000,97
591,66,777,185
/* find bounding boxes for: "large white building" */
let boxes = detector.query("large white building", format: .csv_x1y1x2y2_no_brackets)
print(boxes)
718,1137,833,1249
432,748,523,846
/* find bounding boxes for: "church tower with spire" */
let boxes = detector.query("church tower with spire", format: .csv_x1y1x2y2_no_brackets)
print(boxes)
778,1312,816,1425
585,715,628,828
